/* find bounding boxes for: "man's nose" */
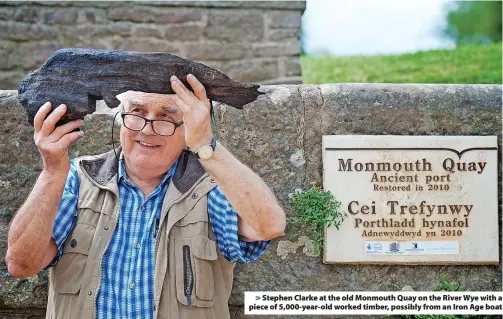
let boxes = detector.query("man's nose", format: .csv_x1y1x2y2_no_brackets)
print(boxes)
141,120,156,135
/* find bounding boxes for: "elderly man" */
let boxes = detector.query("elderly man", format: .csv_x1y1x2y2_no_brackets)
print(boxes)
6,74,286,319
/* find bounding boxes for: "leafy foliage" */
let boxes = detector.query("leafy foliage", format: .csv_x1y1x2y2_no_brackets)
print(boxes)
442,1,502,45
301,43,502,85
289,183,345,254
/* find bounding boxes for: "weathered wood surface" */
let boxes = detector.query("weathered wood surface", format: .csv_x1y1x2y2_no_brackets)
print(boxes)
18,48,264,125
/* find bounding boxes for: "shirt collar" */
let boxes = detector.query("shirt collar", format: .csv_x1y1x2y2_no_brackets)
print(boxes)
118,156,178,188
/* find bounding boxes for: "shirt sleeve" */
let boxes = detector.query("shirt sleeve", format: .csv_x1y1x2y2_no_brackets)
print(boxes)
207,186,271,263
44,159,80,269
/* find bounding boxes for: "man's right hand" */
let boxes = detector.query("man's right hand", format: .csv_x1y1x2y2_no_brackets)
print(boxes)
33,102,85,174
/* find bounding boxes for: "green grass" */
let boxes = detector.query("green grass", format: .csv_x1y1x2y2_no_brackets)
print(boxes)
301,43,502,84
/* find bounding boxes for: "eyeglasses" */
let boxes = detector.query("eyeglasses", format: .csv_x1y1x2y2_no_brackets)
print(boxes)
121,113,184,136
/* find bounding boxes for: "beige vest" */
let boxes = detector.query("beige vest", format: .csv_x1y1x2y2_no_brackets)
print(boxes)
46,149,235,319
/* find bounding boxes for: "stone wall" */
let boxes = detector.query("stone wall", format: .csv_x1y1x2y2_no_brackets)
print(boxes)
0,1,305,89
0,84,501,319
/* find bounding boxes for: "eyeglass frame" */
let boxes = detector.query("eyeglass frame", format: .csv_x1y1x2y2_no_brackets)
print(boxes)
120,112,184,136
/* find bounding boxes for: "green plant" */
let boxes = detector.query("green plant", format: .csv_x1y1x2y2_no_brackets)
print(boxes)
438,274,461,293
288,183,345,254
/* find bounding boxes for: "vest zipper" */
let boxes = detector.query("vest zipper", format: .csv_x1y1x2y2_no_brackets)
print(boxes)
153,176,216,312
182,245,193,307
153,186,198,313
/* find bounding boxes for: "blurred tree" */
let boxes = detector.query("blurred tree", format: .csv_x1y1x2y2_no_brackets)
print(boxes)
442,1,502,45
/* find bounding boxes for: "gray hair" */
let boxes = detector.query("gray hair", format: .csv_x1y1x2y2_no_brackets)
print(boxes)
111,92,216,126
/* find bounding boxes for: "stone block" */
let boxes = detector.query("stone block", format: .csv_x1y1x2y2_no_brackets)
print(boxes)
253,42,301,57
108,7,202,24
133,25,163,39
260,76,303,85
0,91,41,218
0,52,9,70
0,40,16,70
300,85,323,185
153,9,202,24
282,57,302,76
0,22,58,41
183,42,247,61
0,309,46,319
0,266,49,309
165,24,203,41
268,28,299,41
77,8,108,24
107,6,154,22
221,59,278,82
214,85,304,205
146,1,306,10
0,72,25,89
62,23,131,39
115,38,181,53
18,41,62,69
0,7,13,20
204,11,263,42
67,38,113,51
319,84,502,136
268,11,302,29
13,6,39,23
43,8,78,25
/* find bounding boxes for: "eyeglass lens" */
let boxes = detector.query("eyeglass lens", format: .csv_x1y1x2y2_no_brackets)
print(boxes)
123,114,176,136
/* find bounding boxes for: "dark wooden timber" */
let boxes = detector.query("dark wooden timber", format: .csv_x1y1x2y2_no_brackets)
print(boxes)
18,48,264,126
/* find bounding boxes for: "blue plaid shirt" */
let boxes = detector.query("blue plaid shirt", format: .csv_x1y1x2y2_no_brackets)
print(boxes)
50,158,270,319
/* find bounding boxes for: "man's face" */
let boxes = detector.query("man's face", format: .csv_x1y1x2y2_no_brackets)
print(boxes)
117,91,186,177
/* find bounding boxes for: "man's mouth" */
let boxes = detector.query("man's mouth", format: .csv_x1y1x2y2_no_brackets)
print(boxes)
136,141,160,148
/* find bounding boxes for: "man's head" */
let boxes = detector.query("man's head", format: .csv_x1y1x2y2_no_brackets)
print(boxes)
116,90,186,180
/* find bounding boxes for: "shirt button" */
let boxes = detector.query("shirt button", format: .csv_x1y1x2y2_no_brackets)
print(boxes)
135,243,141,249
130,283,135,289
141,204,145,210
88,291,92,296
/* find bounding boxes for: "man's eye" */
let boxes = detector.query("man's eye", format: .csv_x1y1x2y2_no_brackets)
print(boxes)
130,108,140,113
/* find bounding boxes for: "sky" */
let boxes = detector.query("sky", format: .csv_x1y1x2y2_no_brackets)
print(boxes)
302,0,457,56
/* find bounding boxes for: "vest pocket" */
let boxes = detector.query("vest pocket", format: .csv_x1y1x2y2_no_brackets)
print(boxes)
52,222,95,294
175,236,218,307
176,210,209,227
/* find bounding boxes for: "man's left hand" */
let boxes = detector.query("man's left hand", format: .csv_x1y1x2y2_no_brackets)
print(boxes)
171,75,286,241
170,74,213,150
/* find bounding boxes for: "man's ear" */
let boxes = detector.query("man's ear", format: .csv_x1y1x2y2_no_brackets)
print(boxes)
181,127,188,144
